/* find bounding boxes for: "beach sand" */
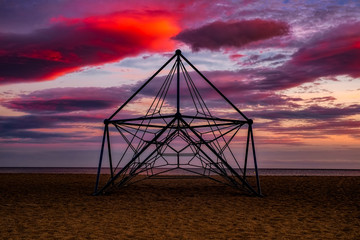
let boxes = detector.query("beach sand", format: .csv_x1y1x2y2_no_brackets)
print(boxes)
0,174,359,239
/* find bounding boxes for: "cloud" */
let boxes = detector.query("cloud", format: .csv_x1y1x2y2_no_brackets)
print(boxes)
5,99,115,114
0,114,101,131
0,11,180,84
290,22,360,78
252,104,360,120
256,22,360,90
176,22,360,92
305,96,336,103
0,114,102,142
173,19,289,51
258,119,360,141
2,87,131,113
0,0,230,33
129,70,302,112
1,87,121,141
3,130,69,140
2,72,302,122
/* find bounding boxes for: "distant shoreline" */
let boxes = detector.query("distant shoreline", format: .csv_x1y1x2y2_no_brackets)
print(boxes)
1,167,359,176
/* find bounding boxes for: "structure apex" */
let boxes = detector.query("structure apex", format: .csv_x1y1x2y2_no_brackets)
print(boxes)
175,49,181,55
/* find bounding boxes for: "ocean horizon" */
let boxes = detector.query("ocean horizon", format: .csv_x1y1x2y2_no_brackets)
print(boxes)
0,167,359,176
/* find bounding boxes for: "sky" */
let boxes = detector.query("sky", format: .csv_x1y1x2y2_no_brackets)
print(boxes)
0,0,359,169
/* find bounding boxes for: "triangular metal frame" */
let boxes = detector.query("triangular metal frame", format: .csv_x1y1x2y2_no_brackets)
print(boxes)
93,50,262,196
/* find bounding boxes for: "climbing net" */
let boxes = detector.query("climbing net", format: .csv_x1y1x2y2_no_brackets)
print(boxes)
94,50,261,196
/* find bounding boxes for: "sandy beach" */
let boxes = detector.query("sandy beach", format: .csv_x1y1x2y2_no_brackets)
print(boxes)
0,174,359,239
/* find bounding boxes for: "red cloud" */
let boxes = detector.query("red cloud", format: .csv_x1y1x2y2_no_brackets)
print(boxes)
0,12,180,84
173,19,289,51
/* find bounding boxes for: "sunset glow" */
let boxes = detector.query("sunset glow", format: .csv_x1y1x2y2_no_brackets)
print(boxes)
0,0,359,169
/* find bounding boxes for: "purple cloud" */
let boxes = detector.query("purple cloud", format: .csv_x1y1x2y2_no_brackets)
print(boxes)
258,119,360,141
174,19,289,51
252,104,360,120
0,114,103,142
256,22,360,90
2,87,131,114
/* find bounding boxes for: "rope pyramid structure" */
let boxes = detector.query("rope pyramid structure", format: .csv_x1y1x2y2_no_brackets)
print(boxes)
93,50,262,196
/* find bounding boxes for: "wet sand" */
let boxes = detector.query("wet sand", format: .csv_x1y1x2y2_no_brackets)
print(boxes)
0,174,359,239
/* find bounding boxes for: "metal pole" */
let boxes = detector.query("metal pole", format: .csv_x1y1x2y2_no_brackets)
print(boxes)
106,124,114,184
250,125,262,196
176,50,181,167
176,50,180,114
94,125,107,194
243,125,251,179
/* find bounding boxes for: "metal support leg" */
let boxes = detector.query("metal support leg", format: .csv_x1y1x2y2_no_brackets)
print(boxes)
94,126,107,194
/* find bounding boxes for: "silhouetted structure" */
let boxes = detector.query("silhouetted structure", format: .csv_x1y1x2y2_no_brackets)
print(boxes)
93,50,262,196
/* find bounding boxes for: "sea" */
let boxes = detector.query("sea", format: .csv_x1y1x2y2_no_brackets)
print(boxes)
0,167,359,176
